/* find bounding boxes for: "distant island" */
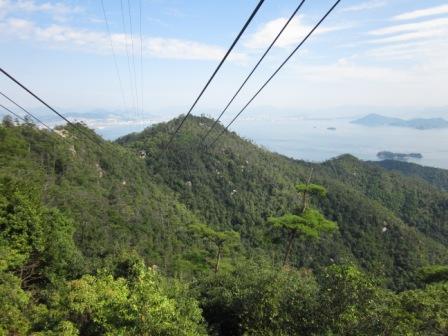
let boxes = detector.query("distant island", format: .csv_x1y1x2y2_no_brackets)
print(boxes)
377,151,423,161
352,113,448,130
327,127,336,131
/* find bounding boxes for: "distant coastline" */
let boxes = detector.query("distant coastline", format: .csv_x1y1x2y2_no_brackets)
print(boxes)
352,113,448,130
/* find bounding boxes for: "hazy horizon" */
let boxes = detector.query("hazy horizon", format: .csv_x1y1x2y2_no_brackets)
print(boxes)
2,1,448,115
1,0,448,168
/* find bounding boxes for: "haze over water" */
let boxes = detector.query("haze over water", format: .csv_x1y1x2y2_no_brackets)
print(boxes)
231,118,448,169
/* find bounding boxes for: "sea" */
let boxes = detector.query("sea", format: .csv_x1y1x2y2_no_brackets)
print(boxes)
97,117,448,170
232,118,448,170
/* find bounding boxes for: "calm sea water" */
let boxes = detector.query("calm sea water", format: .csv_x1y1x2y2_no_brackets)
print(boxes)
231,118,448,170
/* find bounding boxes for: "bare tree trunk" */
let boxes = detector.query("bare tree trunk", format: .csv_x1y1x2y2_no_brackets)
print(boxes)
283,230,296,267
301,168,314,213
301,190,308,213
214,245,222,273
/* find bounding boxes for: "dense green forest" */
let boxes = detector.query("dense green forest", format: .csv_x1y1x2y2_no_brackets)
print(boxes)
373,159,448,192
1,115,448,335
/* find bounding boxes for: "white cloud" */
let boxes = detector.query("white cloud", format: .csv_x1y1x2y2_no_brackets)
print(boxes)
368,17,448,45
244,16,343,50
278,55,448,110
342,0,387,12
393,4,448,21
144,37,246,61
369,17,448,36
0,17,247,61
15,0,81,15
363,5,448,66
285,4,448,108
366,39,448,61
370,29,447,45
299,58,410,82
0,0,82,21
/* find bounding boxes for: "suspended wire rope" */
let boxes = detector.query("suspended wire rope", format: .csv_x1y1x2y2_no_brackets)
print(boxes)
202,0,306,144
127,0,140,118
0,68,106,149
139,0,144,117
0,93,77,148
208,0,341,148
100,0,128,113
166,0,266,147
120,0,137,116
1,91,53,131
0,103,26,123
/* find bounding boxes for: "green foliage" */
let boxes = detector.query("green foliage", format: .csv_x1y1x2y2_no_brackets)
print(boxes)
0,179,83,335
317,264,384,334
199,262,448,336
0,272,31,335
0,167,206,334
1,117,448,335
190,223,240,247
268,181,337,266
53,265,206,335
326,154,448,247
295,183,327,198
376,159,448,192
116,116,448,288
0,122,205,277
0,178,82,287
190,223,240,272
269,209,337,238
418,265,448,285
395,282,448,334
198,261,318,336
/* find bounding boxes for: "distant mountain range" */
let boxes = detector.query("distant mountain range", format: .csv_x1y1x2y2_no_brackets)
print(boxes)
377,151,422,161
352,113,448,130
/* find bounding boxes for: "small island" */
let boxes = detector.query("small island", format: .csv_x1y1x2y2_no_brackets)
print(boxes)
377,151,423,161
327,127,336,131
352,114,448,130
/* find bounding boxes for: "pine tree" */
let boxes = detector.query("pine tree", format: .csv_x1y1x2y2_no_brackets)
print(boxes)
269,179,337,266
190,223,239,272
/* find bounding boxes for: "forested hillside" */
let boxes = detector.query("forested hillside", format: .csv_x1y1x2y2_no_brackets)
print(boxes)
373,159,448,192
118,116,448,289
324,155,448,246
0,118,209,275
1,115,448,335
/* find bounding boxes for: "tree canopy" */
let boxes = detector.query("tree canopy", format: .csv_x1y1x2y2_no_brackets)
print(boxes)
269,180,337,266
1,117,448,335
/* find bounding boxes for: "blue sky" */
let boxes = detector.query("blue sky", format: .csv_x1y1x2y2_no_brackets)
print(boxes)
1,0,448,128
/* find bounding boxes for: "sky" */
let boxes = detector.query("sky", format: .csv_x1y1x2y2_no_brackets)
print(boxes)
1,0,448,128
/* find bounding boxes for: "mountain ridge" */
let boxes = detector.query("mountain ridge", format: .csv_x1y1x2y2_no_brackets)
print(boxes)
1,116,448,287
117,116,448,289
